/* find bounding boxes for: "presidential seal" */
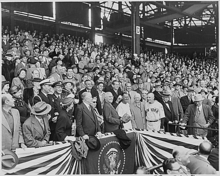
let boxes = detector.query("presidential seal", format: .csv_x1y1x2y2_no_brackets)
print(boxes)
98,141,125,174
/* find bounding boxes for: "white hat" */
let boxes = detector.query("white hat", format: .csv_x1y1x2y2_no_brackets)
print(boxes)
39,79,53,86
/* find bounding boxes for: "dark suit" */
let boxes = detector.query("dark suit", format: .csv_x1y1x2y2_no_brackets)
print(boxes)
208,148,219,171
153,91,163,104
2,40,10,53
52,93,66,113
103,101,121,133
180,95,194,113
78,87,102,114
182,104,215,135
161,100,177,132
33,92,57,141
54,110,72,141
109,87,123,108
75,103,100,137
22,115,51,148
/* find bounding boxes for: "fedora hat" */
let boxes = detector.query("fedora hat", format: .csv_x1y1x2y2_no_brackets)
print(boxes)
61,97,74,106
85,136,101,151
31,101,51,115
194,94,204,102
113,129,131,149
187,87,194,92
161,89,172,97
2,149,19,170
174,82,182,86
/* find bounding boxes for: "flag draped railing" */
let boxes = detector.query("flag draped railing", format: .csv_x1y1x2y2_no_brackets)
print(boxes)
2,130,206,175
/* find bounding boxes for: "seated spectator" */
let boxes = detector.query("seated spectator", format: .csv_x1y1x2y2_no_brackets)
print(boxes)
22,101,53,148
2,94,27,151
54,97,76,142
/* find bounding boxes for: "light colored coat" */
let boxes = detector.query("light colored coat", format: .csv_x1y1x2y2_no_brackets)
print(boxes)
22,115,51,148
2,108,24,150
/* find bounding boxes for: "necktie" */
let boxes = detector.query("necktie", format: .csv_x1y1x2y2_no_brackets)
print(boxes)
39,119,45,130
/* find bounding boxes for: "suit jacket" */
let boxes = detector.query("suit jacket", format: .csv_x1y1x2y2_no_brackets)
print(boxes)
109,87,123,106
75,103,101,137
103,101,121,133
182,104,215,135
2,108,24,150
153,91,163,104
171,96,184,121
180,95,194,113
78,87,102,114
22,115,51,148
208,148,219,171
54,110,72,141
187,155,216,174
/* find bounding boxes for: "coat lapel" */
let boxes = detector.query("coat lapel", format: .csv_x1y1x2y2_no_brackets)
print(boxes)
11,109,18,135
82,103,95,123
2,110,12,133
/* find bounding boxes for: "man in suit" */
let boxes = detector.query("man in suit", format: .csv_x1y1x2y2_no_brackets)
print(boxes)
75,92,102,140
2,34,10,54
160,90,177,132
125,82,137,105
180,94,215,136
2,94,27,151
153,83,163,104
33,79,59,141
109,80,123,108
103,92,127,133
78,79,102,114
22,102,53,148
180,87,195,113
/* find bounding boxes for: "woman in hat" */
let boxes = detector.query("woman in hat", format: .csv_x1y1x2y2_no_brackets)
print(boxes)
54,97,76,142
23,78,42,107
11,68,27,93
2,81,10,94
10,85,30,125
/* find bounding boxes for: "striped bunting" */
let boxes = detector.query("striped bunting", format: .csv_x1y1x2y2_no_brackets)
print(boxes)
3,143,83,175
134,130,205,174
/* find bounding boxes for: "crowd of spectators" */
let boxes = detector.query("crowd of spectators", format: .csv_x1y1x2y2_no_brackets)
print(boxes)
2,25,219,173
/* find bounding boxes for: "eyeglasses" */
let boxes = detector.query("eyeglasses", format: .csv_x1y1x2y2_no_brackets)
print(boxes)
93,101,97,103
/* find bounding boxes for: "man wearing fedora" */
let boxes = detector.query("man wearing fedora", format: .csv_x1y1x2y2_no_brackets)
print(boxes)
160,89,177,133
33,79,59,141
180,94,215,137
2,94,27,151
22,101,53,147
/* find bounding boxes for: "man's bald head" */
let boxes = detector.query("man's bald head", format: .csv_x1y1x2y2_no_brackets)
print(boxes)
147,93,155,103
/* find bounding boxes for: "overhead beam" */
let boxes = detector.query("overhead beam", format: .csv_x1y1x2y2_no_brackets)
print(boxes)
149,2,214,25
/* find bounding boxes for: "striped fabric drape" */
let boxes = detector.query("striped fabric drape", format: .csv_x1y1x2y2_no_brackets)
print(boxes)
135,130,206,174
2,130,206,174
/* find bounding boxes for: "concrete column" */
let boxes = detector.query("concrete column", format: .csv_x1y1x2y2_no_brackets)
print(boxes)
118,1,123,45
170,20,174,53
90,3,95,43
131,2,140,55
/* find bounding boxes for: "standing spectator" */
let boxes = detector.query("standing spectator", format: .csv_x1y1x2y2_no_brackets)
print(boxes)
125,82,137,105
96,82,105,109
180,87,195,113
2,34,10,54
78,80,102,114
103,92,125,133
145,93,165,131
109,80,123,108
153,83,163,104
11,68,27,93
75,92,102,139
181,94,215,137
130,93,145,129
116,92,135,130
22,102,52,148
2,94,27,150
160,90,177,133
